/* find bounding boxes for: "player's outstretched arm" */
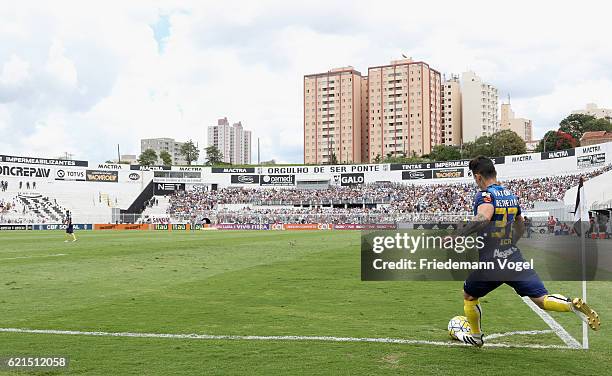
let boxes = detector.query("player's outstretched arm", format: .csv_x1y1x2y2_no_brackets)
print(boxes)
455,204,494,237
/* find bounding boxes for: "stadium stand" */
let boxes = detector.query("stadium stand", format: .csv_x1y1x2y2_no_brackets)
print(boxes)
161,166,612,224
0,183,66,223
1,142,611,226
18,194,66,223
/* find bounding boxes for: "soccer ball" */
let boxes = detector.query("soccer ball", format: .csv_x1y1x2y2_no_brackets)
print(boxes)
448,315,471,340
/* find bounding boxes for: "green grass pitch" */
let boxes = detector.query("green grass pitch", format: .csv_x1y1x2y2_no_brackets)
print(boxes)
0,230,610,375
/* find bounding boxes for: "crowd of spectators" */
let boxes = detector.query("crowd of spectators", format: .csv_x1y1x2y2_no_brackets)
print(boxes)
202,207,470,225
506,165,611,208
1,164,610,225
166,166,612,224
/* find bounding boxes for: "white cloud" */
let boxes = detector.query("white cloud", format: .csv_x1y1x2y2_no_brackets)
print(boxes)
0,0,611,163
0,106,10,131
0,54,30,86
44,39,78,89
23,116,73,157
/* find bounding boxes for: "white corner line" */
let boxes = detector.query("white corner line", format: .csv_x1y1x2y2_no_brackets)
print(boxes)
522,296,582,349
0,327,574,350
485,329,553,341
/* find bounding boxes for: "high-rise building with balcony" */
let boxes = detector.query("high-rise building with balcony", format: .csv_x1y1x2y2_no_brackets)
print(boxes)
303,67,365,164
360,77,370,161
304,58,442,163
460,71,499,143
441,75,462,146
207,117,252,165
367,58,442,160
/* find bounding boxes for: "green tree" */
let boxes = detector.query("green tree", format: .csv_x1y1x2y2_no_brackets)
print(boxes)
138,149,158,166
373,154,382,164
462,130,526,158
427,145,461,161
179,140,200,165
559,113,596,141
462,135,494,158
383,154,427,164
330,153,339,165
535,131,555,152
583,118,612,135
490,129,526,156
106,159,131,164
204,145,224,166
535,130,578,152
159,150,172,165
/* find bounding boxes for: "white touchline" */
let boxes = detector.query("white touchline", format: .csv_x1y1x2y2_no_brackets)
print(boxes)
0,253,68,261
0,328,574,350
522,297,582,349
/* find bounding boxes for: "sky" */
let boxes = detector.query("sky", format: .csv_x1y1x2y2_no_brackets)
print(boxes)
1,0,611,164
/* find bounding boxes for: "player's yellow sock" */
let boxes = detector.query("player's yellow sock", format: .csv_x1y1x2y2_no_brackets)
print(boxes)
464,299,482,334
72,234,76,241
542,294,571,312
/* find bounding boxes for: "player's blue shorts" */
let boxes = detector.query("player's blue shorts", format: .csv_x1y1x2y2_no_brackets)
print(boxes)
463,268,548,298
66,225,74,234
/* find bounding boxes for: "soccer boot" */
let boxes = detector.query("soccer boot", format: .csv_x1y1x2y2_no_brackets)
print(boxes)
571,298,601,331
456,332,484,347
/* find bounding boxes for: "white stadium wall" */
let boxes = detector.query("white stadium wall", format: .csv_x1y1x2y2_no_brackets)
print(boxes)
1,142,611,224
0,158,153,223
195,142,611,188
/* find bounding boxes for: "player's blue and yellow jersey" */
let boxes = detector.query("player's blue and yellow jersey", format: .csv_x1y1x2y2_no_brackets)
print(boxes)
473,183,523,261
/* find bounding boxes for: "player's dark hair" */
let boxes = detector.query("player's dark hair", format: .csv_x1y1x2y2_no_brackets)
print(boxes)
469,156,496,178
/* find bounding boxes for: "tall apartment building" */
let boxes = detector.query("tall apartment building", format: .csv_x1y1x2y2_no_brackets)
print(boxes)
232,121,252,165
304,60,442,163
303,67,365,164
207,117,252,164
140,138,187,165
571,103,612,120
460,71,499,143
360,77,370,161
302,59,509,163
367,59,442,160
501,102,533,142
440,75,462,146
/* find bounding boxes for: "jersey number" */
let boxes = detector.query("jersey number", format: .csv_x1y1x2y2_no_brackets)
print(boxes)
492,207,518,244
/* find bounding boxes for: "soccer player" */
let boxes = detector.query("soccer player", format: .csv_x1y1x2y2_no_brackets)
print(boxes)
455,156,600,347
64,213,77,242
